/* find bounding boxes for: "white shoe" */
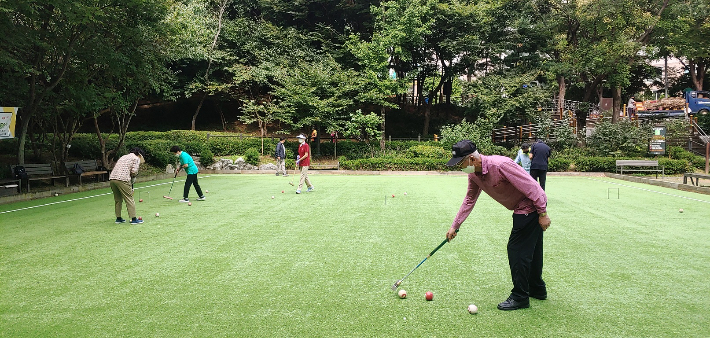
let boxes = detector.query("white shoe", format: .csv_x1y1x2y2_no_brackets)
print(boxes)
197,196,206,201
179,199,189,203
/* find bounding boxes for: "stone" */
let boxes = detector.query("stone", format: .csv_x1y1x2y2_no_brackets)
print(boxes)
260,163,277,171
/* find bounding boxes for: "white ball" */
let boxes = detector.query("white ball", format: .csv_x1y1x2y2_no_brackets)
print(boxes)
467,304,478,314
271,196,274,199
679,208,684,213
155,213,160,217
398,289,407,299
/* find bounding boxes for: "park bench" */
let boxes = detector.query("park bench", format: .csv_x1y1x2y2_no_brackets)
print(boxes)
309,162,340,170
683,172,710,186
615,160,664,178
11,163,69,193
64,160,109,185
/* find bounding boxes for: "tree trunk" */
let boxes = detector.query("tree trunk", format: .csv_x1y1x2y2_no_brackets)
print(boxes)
192,93,207,131
191,0,228,131
612,86,621,123
380,106,386,151
689,59,708,91
557,75,566,117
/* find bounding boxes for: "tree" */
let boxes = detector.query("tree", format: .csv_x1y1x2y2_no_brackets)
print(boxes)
656,0,710,91
0,0,172,164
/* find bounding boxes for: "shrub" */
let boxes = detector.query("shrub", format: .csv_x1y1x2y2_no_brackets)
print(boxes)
586,119,653,156
138,139,174,169
200,149,215,167
340,157,448,171
548,157,571,172
405,145,449,159
658,158,692,174
244,148,260,166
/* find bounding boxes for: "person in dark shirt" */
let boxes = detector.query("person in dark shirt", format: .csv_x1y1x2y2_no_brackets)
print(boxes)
529,140,551,190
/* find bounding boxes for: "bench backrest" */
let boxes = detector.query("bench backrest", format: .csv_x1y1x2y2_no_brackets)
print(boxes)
616,160,659,166
64,160,99,172
11,163,55,176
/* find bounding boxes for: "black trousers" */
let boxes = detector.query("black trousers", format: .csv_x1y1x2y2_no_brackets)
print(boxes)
530,169,547,191
508,213,545,301
184,173,203,199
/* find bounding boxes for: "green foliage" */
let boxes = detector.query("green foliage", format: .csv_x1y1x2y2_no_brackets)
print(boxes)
405,145,449,159
244,148,260,166
667,146,707,171
548,157,572,172
137,140,174,169
342,110,384,142
340,157,448,171
440,118,500,155
200,148,215,167
586,119,653,156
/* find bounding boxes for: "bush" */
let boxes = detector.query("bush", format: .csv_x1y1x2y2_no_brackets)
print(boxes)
548,157,571,172
586,119,653,156
200,149,215,167
244,148,260,166
137,139,174,169
405,145,449,159
658,158,692,174
340,157,449,171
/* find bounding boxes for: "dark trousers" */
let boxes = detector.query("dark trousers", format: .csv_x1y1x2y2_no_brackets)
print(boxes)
184,173,203,199
530,169,547,190
508,213,545,302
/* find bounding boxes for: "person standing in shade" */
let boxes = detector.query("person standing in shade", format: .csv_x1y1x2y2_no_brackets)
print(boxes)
295,134,314,194
274,137,288,177
445,140,550,311
109,147,145,224
529,140,551,190
514,143,532,174
170,145,206,203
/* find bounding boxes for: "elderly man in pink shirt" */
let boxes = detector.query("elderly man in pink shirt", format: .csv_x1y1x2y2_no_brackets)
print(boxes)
446,140,552,311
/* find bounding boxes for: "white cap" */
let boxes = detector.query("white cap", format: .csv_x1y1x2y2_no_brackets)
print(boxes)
296,134,307,139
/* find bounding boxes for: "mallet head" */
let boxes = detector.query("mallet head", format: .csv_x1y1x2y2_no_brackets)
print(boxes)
391,280,402,291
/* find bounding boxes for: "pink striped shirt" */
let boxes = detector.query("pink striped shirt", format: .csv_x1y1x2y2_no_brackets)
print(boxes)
451,155,547,230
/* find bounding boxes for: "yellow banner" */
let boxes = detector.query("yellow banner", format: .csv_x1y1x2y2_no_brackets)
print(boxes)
0,107,19,139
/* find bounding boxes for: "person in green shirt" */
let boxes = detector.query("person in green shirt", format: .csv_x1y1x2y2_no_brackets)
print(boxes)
170,145,206,203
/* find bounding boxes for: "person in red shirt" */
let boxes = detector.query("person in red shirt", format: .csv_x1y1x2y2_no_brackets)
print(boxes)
295,134,314,194
446,140,551,311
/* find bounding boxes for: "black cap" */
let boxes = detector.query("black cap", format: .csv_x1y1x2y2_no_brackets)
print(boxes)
446,140,477,167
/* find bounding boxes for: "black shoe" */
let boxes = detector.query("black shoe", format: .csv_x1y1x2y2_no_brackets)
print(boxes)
115,218,126,224
497,297,530,311
530,293,547,300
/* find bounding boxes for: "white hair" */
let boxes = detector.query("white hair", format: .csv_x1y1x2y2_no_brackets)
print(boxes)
472,150,481,159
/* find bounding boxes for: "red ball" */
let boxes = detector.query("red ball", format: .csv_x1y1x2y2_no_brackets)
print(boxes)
392,194,395,198
138,217,142,220
425,291,434,301
139,199,143,202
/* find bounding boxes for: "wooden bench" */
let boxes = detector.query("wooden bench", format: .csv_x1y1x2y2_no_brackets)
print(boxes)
615,160,664,178
309,162,340,170
11,163,69,193
683,173,710,186
64,160,108,185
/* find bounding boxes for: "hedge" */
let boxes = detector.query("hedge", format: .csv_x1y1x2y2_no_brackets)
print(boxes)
340,157,450,171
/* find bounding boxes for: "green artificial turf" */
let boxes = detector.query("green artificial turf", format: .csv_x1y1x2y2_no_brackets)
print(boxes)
1,174,709,337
